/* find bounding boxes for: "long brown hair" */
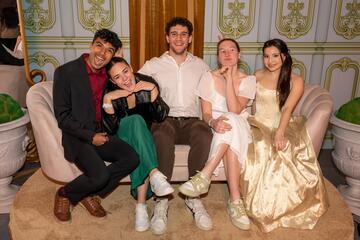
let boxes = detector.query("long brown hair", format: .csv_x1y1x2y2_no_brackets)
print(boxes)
263,39,292,109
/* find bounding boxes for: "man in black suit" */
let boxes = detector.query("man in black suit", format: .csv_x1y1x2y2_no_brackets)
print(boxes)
53,29,139,222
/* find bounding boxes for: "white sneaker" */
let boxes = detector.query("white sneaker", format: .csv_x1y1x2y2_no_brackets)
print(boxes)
227,199,250,230
150,198,168,235
150,171,174,196
185,197,213,230
135,203,149,232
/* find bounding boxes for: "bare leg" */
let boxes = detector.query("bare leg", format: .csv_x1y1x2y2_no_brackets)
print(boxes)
137,178,150,204
201,143,228,179
222,148,241,201
149,168,158,177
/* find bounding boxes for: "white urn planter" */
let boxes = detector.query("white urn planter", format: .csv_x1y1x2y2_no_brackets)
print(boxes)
0,110,29,213
331,114,360,216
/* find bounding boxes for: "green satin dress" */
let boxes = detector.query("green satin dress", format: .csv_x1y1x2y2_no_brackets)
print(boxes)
117,113,157,199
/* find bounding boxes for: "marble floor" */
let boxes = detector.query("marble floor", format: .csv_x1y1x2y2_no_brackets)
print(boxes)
0,150,359,240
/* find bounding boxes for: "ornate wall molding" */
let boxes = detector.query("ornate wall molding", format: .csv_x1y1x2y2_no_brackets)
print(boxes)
334,0,360,40
77,0,115,33
203,41,360,54
325,57,360,99
292,58,306,80
29,51,60,69
218,0,255,39
239,61,251,74
23,0,55,33
276,0,315,39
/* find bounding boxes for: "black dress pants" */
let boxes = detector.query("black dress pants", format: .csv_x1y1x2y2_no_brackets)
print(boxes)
64,135,139,204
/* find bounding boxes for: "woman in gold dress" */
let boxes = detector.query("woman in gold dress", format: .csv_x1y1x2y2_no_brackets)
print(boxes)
242,38,329,232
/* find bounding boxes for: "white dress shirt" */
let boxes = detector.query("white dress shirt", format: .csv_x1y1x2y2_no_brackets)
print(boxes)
138,51,210,117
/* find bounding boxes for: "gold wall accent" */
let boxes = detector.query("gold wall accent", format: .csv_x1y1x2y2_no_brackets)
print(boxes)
239,61,250,74
325,57,359,99
218,0,255,39
23,0,55,33
77,0,115,33
276,0,315,39
334,0,360,40
17,0,47,86
29,51,60,69
292,58,306,80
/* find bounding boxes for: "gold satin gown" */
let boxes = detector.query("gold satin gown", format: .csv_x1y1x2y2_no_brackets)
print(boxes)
241,83,329,233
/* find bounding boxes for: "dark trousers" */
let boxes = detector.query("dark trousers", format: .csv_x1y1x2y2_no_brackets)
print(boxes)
64,135,139,204
151,117,212,180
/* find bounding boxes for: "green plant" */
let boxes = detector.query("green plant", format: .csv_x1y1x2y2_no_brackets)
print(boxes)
336,97,360,125
0,94,24,124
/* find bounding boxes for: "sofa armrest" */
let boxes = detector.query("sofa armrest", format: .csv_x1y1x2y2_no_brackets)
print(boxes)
294,84,333,156
26,81,82,183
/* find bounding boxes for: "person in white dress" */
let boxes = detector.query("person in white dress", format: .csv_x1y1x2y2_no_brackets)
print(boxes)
178,38,256,230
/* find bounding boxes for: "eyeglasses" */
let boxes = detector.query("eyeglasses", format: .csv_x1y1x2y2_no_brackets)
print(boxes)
169,31,190,38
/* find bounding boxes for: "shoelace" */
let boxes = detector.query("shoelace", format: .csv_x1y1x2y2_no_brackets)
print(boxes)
191,200,208,215
189,174,208,190
86,197,102,210
231,201,246,217
154,202,167,219
56,197,70,212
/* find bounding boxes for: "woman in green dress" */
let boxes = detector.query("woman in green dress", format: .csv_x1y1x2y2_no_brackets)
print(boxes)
102,57,173,232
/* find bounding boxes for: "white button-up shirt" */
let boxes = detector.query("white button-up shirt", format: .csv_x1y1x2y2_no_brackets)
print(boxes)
138,51,209,117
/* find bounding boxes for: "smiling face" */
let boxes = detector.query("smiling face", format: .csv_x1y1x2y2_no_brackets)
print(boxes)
166,24,192,56
263,46,285,72
87,37,116,72
217,40,240,67
108,62,136,92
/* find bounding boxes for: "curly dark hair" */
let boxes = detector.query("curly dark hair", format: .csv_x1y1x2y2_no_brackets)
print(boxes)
263,38,292,110
93,28,122,52
165,17,193,36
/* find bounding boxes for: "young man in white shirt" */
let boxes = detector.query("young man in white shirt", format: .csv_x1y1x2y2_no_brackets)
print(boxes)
139,17,213,234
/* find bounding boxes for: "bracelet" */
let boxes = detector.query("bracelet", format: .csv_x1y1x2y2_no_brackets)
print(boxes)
208,118,214,127
102,103,113,109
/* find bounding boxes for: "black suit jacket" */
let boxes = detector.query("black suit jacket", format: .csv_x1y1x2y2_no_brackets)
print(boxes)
53,55,98,162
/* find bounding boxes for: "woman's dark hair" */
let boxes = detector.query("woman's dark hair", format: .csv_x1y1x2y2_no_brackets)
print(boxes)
165,17,193,36
263,38,292,109
105,56,129,73
105,57,131,91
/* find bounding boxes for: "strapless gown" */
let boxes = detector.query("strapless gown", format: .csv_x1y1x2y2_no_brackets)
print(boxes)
241,83,329,232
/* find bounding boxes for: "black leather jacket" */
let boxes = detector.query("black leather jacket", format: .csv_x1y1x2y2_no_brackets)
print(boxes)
102,73,169,135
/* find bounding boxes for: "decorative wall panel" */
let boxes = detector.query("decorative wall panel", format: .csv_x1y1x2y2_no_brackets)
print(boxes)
23,0,130,81
333,0,360,40
275,0,315,39
23,0,360,149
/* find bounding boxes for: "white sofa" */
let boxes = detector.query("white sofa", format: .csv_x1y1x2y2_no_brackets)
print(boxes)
26,81,333,183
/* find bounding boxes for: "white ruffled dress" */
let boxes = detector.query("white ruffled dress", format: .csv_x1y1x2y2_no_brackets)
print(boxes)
195,71,256,175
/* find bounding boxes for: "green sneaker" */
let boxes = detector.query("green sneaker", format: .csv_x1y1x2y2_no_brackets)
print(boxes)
227,199,250,230
178,172,210,197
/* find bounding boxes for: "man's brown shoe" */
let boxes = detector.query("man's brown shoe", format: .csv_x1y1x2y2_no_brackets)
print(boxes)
54,188,71,222
79,196,107,218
